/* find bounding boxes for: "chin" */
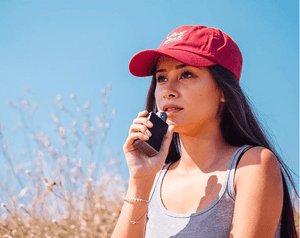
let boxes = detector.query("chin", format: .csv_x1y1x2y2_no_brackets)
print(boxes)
167,121,183,134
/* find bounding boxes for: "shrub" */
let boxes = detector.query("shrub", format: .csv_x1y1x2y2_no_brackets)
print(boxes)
0,84,125,237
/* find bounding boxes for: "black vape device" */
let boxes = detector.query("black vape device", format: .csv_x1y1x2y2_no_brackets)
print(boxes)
133,111,168,157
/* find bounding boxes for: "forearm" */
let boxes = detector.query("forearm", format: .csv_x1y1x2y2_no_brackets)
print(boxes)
111,176,155,238
113,110,174,237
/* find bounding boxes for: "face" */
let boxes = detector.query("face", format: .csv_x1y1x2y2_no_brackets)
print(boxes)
154,56,225,136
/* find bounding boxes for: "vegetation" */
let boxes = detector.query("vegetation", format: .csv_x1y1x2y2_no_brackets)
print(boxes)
0,84,124,237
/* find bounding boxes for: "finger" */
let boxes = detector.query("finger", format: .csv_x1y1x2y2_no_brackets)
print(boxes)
129,124,152,137
160,125,175,155
132,117,153,128
123,132,150,152
128,132,150,143
137,110,149,118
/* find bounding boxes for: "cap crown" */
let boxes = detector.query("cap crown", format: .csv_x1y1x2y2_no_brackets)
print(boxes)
159,25,242,80
129,25,242,81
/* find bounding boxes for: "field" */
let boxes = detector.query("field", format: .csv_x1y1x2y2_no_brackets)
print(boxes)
0,85,124,237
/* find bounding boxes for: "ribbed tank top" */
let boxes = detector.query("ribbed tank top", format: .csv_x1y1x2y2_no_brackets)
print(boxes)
145,145,281,238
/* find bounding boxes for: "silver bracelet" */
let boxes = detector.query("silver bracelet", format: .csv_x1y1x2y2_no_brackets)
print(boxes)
123,197,149,203
122,211,147,225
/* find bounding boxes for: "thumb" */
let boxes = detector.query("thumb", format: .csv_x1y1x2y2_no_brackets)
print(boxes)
160,125,175,155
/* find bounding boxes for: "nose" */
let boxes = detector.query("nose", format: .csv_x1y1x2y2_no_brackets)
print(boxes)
162,84,179,99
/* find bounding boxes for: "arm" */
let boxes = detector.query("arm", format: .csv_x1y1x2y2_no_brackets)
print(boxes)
230,147,283,238
111,176,154,238
111,110,174,238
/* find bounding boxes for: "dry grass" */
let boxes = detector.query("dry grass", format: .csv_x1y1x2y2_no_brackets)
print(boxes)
0,192,122,237
0,85,125,237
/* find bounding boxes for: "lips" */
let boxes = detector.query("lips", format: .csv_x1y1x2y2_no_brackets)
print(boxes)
163,105,183,113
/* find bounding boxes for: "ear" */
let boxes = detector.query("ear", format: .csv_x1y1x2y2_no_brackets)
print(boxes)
220,91,226,103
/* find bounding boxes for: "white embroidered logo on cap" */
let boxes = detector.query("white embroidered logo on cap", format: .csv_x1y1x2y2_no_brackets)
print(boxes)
163,30,187,45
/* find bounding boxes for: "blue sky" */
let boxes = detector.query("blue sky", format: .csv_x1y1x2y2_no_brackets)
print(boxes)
0,0,298,186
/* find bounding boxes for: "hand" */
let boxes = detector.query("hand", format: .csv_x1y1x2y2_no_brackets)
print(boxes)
123,110,174,179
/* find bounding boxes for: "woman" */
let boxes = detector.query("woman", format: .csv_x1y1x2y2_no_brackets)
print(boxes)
112,25,298,237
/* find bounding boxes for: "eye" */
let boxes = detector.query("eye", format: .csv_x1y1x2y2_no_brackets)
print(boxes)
180,71,194,79
156,75,167,83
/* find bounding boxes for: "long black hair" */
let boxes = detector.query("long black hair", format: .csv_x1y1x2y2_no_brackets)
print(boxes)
145,64,298,237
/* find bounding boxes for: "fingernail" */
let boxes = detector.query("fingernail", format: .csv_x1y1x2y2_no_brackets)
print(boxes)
143,135,149,139
146,130,151,136
146,121,153,127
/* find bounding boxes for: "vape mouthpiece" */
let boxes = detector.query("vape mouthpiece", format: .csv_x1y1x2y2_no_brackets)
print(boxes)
156,111,167,122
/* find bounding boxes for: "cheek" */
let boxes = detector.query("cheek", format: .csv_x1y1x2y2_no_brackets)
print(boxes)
185,91,202,105
154,89,158,99
187,88,220,112
154,88,162,103
154,90,161,110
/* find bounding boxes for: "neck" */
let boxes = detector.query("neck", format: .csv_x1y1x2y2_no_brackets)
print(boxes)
176,126,231,174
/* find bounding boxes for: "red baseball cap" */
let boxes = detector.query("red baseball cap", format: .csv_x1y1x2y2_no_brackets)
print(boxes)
129,25,243,81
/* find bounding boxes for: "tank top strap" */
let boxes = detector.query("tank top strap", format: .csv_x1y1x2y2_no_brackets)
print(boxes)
225,145,253,200
148,163,172,203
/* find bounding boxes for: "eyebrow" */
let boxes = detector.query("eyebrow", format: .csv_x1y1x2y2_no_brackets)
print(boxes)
156,64,188,73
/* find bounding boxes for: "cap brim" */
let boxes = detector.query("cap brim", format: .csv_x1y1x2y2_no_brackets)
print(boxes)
129,48,217,77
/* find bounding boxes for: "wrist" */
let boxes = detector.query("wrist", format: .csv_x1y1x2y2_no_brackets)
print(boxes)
127,176,156,199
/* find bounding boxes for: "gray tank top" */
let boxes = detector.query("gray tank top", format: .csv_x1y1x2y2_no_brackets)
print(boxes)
145,145,281,238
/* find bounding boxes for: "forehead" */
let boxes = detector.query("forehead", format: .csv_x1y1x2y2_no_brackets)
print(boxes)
156,56,185,70
156,56,212,76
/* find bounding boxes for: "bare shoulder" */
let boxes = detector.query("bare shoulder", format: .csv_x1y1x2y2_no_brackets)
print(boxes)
235,146,283,203
238,146,279,165
236,146,281,174
230,147,284,237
